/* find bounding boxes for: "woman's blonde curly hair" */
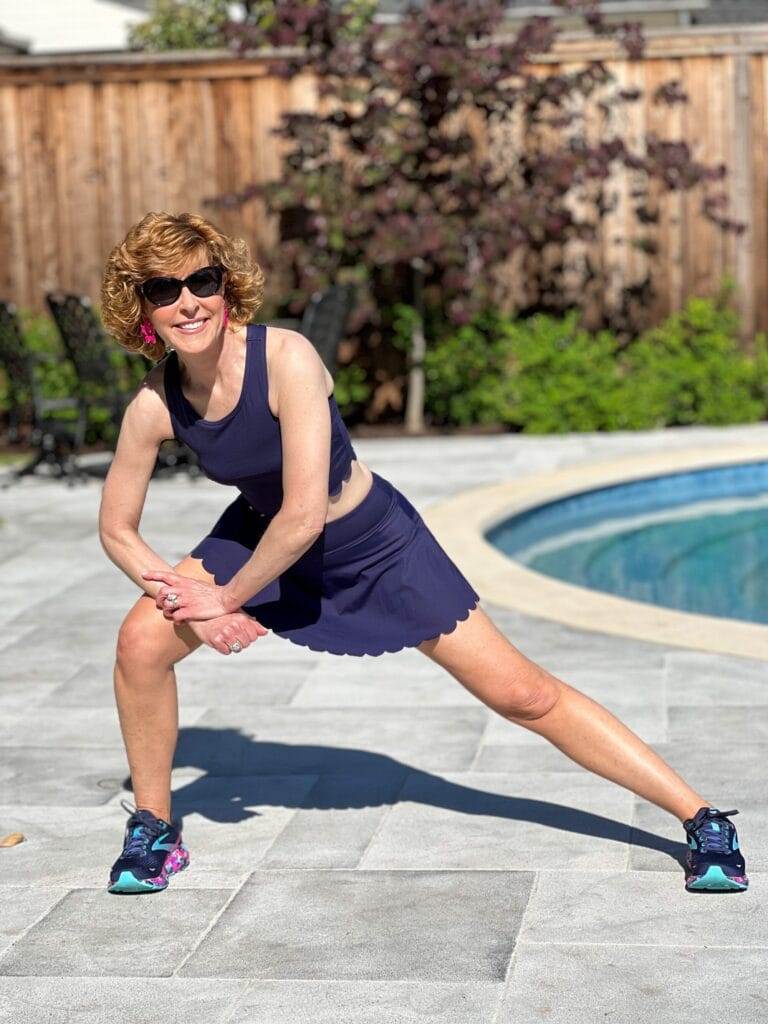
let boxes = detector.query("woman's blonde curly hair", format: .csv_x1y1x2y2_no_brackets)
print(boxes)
101,211,265,362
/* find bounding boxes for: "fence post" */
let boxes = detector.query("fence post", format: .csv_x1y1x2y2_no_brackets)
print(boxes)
731,51,755,345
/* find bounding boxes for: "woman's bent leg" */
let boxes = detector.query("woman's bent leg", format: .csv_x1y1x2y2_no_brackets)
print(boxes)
113,556,211,822
418,606,710,824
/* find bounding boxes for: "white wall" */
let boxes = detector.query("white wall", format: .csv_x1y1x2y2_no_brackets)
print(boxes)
0,0,147,54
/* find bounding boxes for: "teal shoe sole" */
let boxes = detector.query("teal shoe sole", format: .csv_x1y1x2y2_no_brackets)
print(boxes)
685,864,749,892
107,843,190,894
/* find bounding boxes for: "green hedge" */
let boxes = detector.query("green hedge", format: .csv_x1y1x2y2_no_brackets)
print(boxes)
423,296,768,433
4,295,767,437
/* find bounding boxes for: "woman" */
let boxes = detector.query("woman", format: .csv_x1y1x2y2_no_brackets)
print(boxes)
98,211,747,896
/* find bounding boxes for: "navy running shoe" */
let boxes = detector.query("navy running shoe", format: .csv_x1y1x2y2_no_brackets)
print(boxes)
107,802,189,895
683,806,748,892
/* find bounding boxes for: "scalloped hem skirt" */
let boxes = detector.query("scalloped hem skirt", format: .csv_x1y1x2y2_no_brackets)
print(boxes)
189,470,480,657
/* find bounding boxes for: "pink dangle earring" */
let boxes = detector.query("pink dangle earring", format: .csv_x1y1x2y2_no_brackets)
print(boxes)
140,318,157,346
222,304,230,330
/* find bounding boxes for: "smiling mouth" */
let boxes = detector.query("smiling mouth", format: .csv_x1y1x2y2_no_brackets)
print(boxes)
174,319,209,332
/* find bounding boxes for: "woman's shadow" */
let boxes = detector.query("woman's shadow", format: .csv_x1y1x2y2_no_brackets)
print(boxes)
123,725,688,868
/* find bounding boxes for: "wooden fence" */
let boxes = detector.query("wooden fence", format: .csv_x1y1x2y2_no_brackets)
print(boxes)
0,24,767,337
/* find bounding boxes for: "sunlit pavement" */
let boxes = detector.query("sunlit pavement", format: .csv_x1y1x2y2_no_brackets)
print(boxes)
1,421,766,1023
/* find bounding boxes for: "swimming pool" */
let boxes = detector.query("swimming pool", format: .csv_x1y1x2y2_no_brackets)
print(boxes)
487,460,768,625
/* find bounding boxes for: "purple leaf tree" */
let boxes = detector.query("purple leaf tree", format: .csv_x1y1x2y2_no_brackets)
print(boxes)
211,0,743,429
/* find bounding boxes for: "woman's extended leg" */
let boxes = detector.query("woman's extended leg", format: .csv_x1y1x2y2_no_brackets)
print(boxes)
113,555,211,822
417,606,709,823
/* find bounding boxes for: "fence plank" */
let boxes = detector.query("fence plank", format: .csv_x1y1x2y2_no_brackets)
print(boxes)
0,87,26,304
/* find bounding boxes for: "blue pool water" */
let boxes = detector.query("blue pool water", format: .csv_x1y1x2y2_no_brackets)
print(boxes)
487,460,768,624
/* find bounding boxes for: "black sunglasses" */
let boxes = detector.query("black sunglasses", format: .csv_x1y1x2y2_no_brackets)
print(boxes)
137,264,225,307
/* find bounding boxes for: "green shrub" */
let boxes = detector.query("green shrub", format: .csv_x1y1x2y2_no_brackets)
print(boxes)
422,307,520,426
128,0,231,51
332,363,371,417
618,295,764,428
502,311,626,433
423,307,625,432
422,295,767,433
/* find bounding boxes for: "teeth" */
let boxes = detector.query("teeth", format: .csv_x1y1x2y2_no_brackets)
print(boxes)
176,320,205,330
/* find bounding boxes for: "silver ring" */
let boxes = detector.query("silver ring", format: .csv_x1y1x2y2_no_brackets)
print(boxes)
165,592,179,606
228,639,243,653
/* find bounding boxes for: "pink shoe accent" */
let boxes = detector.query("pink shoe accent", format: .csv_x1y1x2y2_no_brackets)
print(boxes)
144,841,190,888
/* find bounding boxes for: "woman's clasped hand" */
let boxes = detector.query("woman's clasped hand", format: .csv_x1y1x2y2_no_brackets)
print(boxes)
141,569,269,655
188,612,269,655
142,568,237,622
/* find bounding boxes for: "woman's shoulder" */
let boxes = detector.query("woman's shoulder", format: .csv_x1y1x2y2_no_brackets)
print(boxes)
262,325,334,398
121,359,175,446
145,351,176,398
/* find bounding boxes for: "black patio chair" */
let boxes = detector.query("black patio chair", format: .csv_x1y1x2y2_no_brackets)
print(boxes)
0,300,88,487
268,283,356,375
45,293,201,479
45,292,131,434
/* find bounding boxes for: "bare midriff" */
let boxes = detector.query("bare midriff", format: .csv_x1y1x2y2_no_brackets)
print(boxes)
325,458,374,525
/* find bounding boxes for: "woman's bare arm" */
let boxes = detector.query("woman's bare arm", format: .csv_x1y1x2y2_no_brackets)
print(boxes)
215,331,332,612
99,366,270,652
104,333,334,622
98,366,182,602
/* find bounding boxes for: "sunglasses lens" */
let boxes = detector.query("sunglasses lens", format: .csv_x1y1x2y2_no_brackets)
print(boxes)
142,278,181,307
187,267,223,297
140,266,223,306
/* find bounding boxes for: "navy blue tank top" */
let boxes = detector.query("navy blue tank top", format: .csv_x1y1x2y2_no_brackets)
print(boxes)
163,323,357,516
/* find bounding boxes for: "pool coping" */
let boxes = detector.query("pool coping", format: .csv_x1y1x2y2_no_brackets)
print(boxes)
422,442,768,662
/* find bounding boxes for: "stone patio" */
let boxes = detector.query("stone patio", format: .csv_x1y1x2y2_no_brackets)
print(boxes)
1,422,766,1023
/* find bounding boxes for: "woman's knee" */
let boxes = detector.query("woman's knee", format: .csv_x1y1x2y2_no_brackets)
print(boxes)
498,666,562,721
116,594,198,671
418,606,561,721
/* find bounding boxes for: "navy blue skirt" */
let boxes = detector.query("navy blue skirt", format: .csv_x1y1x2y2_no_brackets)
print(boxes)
189,471,480,657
